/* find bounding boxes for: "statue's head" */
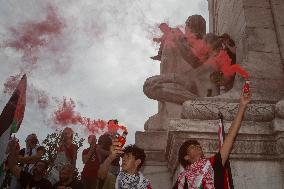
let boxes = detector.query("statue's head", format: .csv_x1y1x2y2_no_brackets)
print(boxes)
203,33,222,51
185,15,206,39
159,23,171,33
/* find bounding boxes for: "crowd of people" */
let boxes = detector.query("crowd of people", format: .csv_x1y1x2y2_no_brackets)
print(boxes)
0,120,153,189
0,91,252,189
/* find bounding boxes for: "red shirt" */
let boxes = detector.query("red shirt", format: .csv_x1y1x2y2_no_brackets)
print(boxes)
81,148,100,179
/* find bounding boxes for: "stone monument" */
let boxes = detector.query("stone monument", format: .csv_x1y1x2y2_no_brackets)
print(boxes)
135,0,284,188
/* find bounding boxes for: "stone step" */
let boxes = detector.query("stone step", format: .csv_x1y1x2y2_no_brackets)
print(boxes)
144,150,167,162
182,99,275,122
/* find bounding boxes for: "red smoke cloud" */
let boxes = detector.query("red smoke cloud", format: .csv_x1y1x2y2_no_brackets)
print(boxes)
53,97,127,134
153,23,250,78
4,74,50,109
186,29,249,78
3,74,22,94
5,5,64,67
2,4,65,110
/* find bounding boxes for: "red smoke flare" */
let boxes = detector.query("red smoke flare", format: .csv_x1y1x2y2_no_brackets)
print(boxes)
53,98,127,134
107,120,127,134
204,50,249,78
185,30,212,62
153,23,250,78
4,74,50,109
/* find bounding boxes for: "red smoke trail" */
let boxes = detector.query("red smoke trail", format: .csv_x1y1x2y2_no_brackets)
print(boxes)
214,51,249,78
107,120,127,134
2,5,64,110
4,74,50,109
185,30,249,78
28,85,50,109
3,74,22,94
153,23,250,78
185,30,212,62
5,5,64,67
203,50,249,78
53,98,127,134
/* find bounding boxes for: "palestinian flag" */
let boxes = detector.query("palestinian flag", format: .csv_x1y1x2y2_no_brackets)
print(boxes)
0,74,27,175
218,112,234,189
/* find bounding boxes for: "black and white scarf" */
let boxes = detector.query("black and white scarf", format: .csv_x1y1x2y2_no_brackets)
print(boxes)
115,171,150,189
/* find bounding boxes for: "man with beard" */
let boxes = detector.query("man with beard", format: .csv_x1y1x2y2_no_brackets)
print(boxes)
7,139,52,189
53,164,83,189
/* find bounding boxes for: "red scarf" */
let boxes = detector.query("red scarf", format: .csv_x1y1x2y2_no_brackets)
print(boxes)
177,158,215,189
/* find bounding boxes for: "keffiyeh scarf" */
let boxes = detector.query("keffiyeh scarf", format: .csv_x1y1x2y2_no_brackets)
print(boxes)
177,158,215,189
115,171,151,189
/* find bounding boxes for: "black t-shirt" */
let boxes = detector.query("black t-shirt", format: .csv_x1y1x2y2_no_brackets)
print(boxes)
19,171,52,189
53,180,83,189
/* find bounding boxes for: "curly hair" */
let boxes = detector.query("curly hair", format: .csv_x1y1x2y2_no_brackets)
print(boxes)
178,140,200,168
123,145,146,170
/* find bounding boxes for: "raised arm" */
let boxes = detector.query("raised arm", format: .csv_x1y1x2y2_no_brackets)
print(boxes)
82,143,96,164
220,92,252,165
97,139,123,179
17,146,45,164
7,139,21,179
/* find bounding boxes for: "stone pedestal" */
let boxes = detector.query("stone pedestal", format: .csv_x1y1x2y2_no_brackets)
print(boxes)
136,0,284,188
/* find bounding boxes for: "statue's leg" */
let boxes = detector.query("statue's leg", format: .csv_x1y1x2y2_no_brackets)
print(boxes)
143,73,197,105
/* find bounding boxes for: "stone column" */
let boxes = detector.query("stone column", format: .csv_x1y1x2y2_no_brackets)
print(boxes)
208,0,284,102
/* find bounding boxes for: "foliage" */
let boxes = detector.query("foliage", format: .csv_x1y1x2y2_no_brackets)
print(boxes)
41,130,85,170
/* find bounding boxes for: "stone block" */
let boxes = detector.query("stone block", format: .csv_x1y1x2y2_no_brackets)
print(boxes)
169,119,273,135
242,51,283,79
142,163,172,189
144,150,167,162
231,9,245,38
277,26,284,59
244,7,274,28
276,100,284,118
246,28,279,53
231,160,283,189
181,99,275,121
242,77,284,102
242,0,270,8
271,0,284,26
135,131,168,151
144,113,168,131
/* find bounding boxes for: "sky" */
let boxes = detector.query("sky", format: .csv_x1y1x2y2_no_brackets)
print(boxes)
0,0,208,170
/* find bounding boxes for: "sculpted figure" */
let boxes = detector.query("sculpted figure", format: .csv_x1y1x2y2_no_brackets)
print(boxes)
144,15,223,104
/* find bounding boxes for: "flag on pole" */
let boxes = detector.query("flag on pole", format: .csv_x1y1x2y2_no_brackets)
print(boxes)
218,112,234,189
0,74,27,176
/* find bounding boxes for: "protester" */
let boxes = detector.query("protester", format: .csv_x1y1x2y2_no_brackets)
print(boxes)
81,134,100,189
48,127,78,184
18,133,46,173
172,92,252,189
98,142,152,189
53,164,83,189
7,138,52,189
